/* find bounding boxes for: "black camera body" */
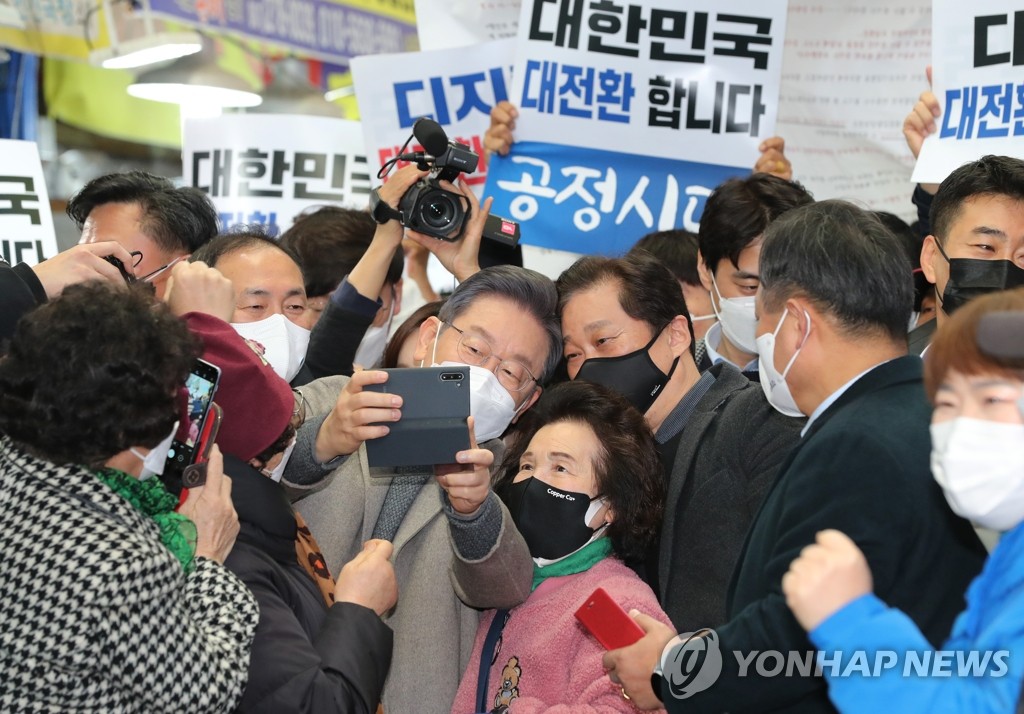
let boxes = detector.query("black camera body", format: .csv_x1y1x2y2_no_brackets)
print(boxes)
395,120,479,240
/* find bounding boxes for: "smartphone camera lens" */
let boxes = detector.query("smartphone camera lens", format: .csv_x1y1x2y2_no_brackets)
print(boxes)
440,372,464,382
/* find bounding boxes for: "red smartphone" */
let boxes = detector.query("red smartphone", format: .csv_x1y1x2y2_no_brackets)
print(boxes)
574,587,646,650
181,403,222,489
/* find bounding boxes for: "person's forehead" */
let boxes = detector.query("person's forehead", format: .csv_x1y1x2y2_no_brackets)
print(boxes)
946,195,1024,240
452,294,548,368
561,281,641,336
217,246,304,290
81,202,157,249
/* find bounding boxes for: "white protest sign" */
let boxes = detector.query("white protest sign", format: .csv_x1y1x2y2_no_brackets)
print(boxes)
775,1,932,220
414,0,521,50
913,0,1024,183
351,39,515,191
182,115,370,235
508,0,788,167
0,140,59,267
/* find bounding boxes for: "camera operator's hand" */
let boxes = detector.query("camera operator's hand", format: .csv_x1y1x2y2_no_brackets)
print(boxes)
435,417,494,515
163,260,234,322
179,446,240,564
335,539,398,616
315,369,402,463
406,177,490,283
753,136,793,181
903,66,941,195
484,101,518,157
32,242,137,298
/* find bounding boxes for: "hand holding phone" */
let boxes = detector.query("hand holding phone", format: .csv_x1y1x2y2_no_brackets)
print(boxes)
575,587,646,651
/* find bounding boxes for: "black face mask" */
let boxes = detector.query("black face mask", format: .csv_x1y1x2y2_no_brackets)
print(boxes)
574,329,679,413
503,477,600,560
936,242,1024,315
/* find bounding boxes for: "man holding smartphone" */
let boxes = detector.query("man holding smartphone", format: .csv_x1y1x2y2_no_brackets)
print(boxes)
283,256,561,713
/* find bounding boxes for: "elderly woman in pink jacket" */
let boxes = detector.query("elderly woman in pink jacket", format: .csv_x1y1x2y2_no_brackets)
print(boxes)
452,381,672,714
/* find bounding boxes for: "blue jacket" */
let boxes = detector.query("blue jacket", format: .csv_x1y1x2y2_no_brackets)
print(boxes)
811,521,1024,713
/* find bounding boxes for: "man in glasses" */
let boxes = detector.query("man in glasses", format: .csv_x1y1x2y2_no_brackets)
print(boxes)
69,170,219,298
282,265,561,714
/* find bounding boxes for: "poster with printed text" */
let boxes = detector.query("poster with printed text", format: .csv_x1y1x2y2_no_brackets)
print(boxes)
486,0,787,256
182,115,370,236
912,0,1024,183
0,140,59,268
414,0,522,50
351,38,515,191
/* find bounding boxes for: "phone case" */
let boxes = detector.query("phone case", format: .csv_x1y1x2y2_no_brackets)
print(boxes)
182,404,222,489
163,358,221,485
364,366,471,468
574,587,646,651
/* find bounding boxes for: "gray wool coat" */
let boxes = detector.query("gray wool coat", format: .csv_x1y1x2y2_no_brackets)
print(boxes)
282,375,533,714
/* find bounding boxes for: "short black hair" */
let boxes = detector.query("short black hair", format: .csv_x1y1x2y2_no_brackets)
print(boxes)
279,206,402,297
190,225,304,280
931,155,1024,246
699,173,814,273
496,380,664,564
0,282,199,467
556,251,695,358
67,171,219,254
760,200,913,343
628,229,701,286
874,211,929,312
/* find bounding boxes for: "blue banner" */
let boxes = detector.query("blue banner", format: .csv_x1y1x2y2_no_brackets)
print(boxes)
485,141,747,256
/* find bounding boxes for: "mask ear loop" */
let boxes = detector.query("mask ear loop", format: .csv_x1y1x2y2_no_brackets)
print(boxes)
779,309,812,381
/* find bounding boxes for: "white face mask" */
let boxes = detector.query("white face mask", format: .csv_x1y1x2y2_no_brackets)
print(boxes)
130,420,179,480
353,301,397,370
262,436,298,483
908,311,921,332
755,310,809,418
231,313,311,383
709,273,758,354
930,418,1024,531
426,329,529,442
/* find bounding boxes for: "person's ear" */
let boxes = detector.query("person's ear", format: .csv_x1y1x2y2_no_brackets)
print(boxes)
392,279,404,315
665,314,693,358
413,316,442,365
696,249,714,293
512,384,542,423
920,235,940,284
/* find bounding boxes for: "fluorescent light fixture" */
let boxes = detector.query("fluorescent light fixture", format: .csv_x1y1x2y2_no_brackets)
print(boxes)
128,40,262,108
94,32,202,69
324,85,355,102
0,4,24,29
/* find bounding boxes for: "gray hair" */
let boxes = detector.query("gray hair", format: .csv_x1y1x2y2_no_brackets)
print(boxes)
438,265,562,383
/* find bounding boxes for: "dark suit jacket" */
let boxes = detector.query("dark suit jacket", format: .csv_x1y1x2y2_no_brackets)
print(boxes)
665,356,987,713
659,363,804,631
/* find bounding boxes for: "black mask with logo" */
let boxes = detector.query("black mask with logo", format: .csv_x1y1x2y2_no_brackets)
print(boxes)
502,477,600,560
575,329,679,413
936,241,1024,315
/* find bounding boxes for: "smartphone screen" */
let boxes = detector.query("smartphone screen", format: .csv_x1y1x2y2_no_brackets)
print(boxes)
163,358,221,488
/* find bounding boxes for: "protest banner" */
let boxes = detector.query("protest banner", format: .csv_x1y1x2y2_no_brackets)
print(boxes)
487,0,787,255
0,140,59,267
414,0,522,49
351,38,515,190
912,0,1024,183
183,115,370,235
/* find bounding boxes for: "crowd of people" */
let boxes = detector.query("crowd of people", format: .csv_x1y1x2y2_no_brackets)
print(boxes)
1,75,1023,714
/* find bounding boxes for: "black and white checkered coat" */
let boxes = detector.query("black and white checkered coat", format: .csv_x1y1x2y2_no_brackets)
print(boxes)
0,438,260,713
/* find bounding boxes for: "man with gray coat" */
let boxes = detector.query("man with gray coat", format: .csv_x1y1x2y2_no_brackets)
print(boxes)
558,252,803,631
282,266,562,714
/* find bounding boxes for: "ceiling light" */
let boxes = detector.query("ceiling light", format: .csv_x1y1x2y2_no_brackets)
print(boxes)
128,39,262,108
93,31,202,70
0,3,24,29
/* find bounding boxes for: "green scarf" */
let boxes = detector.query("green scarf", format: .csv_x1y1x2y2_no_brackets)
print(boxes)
532,536,613,591
93,468,197,573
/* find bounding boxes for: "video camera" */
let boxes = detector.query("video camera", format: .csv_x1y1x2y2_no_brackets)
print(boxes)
376,118,520,246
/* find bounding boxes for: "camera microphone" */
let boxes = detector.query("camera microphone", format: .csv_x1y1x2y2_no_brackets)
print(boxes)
413,117,450,157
